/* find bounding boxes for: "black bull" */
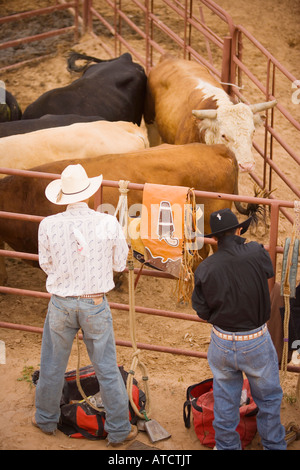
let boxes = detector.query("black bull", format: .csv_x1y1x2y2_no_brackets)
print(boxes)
21,52,147,125
0,114,104,138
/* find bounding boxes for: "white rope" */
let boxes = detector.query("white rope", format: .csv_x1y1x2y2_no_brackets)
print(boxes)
114,180,129,238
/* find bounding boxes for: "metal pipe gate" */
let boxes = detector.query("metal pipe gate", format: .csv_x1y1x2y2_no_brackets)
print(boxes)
0,1,299,371
0,166,298,374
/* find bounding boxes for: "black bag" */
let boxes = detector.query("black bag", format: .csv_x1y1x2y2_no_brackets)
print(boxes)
33,365,146,440
59,365,146,439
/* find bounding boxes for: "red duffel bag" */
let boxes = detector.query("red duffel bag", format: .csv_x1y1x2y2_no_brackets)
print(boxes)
183,378,258,449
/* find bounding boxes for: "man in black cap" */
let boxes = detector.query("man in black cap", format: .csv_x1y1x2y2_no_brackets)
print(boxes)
192,208,286,450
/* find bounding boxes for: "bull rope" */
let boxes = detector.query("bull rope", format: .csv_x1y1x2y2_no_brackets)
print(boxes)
114,180,151,420
280,201,300,400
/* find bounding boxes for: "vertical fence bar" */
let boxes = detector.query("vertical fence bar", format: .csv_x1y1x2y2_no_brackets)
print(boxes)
269,62,276,194
145,0,150,74
268,201,280,291
221,36,232,95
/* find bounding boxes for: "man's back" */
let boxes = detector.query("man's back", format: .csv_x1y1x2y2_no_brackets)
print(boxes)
192,235,274,331
38,202,128,297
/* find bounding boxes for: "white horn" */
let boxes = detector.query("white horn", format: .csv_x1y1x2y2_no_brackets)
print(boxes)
250,100,277,114
192,109,217,120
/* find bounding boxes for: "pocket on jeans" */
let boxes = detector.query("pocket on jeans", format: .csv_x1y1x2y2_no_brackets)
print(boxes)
241,337,270,370
83,304,111,339
48,299,69,333
208,336,230,369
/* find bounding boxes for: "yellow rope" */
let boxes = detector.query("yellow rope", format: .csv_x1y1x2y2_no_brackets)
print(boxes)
126,248,151,419
114,180,151,420
75,179,150,416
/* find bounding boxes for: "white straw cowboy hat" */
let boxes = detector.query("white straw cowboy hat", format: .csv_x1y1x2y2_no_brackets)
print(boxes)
45,164,103,205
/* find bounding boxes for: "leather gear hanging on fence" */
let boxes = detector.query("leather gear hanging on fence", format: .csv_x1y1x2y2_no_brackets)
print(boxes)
280,201,300,395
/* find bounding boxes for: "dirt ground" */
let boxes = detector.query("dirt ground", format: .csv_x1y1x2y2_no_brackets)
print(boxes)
0,0,300,452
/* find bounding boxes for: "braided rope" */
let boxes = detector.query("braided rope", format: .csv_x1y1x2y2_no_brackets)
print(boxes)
114,180,151,419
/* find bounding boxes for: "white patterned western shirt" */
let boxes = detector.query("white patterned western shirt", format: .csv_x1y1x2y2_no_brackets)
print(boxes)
38,202,129,296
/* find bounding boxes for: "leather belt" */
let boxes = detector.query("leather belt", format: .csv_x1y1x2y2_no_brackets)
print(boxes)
80,293,104,299
212,324,267,342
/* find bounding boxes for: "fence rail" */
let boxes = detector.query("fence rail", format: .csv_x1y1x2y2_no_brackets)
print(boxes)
0,166,298,371
82,0,299,219
0,1,79,71
0,1,299,369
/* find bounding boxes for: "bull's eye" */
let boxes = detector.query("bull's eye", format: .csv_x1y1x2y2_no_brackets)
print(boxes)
222,134,229,142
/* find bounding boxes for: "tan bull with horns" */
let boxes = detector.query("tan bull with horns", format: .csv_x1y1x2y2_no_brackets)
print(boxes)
144,54,277,173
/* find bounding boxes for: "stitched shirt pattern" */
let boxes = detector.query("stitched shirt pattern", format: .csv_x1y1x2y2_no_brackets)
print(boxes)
38,202,129,296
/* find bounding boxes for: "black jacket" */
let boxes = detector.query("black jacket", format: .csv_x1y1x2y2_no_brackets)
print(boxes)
192,235,274,332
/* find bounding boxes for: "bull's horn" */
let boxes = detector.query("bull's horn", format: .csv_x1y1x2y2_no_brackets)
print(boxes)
249,100,277,114
192,109,217,119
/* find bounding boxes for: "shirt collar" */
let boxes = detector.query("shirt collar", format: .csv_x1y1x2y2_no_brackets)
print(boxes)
218,234,246,247
66,202,90,211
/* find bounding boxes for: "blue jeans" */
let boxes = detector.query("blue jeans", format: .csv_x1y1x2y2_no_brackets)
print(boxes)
35,294,131,443
207,325,286,450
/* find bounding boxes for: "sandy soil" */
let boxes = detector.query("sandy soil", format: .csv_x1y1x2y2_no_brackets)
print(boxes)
0,0,300,452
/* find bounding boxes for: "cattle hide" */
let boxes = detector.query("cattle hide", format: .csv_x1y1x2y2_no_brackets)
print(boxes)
0,120,149,177
0,143,260,285
0,114,104,138
22,53,147,126
144,54,277,172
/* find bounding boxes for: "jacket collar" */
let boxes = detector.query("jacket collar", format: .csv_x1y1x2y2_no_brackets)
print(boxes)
218,234,246,247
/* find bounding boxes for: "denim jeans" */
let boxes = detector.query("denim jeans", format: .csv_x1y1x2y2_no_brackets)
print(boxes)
35,294,131,443
207,325,286,450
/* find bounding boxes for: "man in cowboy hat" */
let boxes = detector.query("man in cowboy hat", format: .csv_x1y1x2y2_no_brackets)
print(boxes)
192,208,286,450
32,164,137,446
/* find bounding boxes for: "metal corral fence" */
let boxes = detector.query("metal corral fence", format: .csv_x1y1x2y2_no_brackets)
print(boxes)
0,1,80,70
0,1,299,371
0,166,299,374
82,0,300,224
0,0,299,210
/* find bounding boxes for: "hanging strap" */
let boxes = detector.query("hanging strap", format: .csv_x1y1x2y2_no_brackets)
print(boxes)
280,201,300,385
126,248,151,419
114,180,151,420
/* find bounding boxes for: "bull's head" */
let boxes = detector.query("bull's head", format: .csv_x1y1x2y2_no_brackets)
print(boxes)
192,100,277,172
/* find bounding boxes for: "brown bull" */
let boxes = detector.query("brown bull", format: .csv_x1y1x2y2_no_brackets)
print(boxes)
0,143,258,285
144,54,277,172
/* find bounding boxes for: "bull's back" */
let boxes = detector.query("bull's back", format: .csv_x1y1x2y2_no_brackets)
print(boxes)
30,142,238,209
0,143,238,256
147,58,222,143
